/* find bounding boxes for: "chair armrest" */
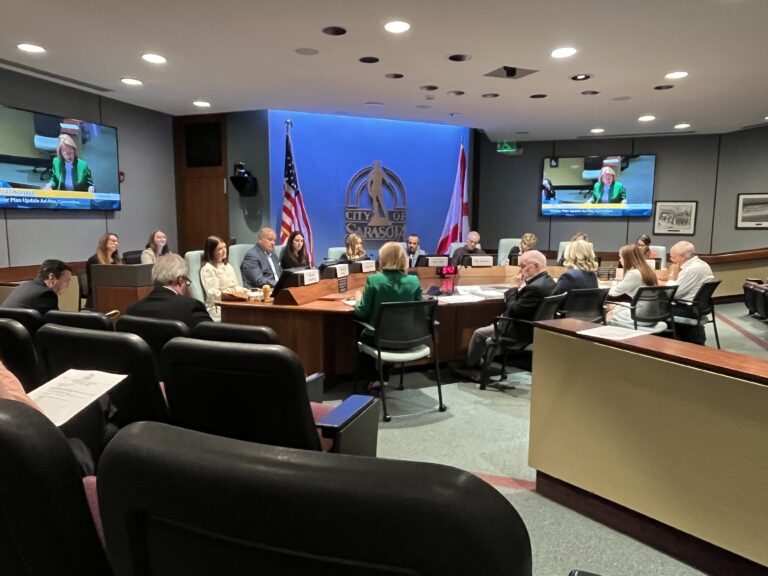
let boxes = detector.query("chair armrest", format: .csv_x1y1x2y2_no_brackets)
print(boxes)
492,316,532,340
305,372,325,403
317,394,376,433
352,319,376,333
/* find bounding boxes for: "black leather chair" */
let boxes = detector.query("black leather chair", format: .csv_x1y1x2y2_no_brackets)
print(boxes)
0,400,112,576
193,320,278,344
0,318,40,391
558,288,609,324
44,309,113,331
672,279,722,348
122,250,143,264
35,324,168,428
160,337,378,455
98,421,533,576
116,315,191,379
743,282,759,317
612,285,679,337
479,292,567,390
354,299,444,422
0,306,44,336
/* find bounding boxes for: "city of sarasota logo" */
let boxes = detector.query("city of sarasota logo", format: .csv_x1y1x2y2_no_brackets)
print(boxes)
345,160,406,241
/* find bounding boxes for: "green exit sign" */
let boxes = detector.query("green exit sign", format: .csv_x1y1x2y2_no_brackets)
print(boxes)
497,141,521,154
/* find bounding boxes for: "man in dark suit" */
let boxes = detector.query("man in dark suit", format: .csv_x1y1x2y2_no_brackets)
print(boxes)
1,259,72,316
241,227,282,288
458,250,555,381
127,254,212,330
405,234,426,268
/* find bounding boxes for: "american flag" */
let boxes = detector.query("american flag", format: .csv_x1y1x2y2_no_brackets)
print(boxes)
436,143,468,254
280,130,314,265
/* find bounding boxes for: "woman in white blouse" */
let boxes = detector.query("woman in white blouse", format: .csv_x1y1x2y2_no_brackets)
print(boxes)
140,229,172,264
608,244,658,325
200,235,243,320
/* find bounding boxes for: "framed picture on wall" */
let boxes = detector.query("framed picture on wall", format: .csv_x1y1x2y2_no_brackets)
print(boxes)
736,193,768,228
653,201,697,235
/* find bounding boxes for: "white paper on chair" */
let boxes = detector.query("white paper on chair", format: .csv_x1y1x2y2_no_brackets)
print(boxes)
577,326,646,341
28,369,126,426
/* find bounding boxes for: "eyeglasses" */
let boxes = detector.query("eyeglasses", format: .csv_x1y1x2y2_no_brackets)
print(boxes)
180,276,192,286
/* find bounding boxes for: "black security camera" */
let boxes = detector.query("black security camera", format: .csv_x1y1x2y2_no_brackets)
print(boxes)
230,162,258,197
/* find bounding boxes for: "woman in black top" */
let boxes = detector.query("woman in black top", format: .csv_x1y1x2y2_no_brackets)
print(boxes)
85,232,121,309
280,230,310,269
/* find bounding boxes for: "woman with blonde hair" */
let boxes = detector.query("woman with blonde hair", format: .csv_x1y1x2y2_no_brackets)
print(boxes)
553,239,599,294
608,244,658,324
507,232,537,266
344,233,367,261
85,232,121,309
44,134,94,193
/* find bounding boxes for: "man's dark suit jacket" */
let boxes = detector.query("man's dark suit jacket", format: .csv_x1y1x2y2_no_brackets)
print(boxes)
126,286,212,330
502,271,556,342
1,279,58,316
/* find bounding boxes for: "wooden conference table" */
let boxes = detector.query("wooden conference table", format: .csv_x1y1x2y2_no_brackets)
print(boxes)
529,319,768,574
218,266,544,377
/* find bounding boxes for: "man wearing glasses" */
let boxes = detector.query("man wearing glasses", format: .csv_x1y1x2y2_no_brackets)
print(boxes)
127,254,212,329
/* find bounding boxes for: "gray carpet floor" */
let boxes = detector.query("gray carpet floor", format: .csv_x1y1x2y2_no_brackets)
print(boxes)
331,302,768,576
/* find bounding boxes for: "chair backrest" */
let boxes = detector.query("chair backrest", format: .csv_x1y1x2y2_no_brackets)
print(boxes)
0,318,40,392
122,250,143,264
0,306,43,336
650,245,667,266
497,238,522,265
374,299,437,350
184,250,205,303
631,285,679,324
534,292,568,322
98,421,532,576
690,279,721,315
273,243,286,260
76,270,88,309
0,400,112,576
44,309,113,331
116,315,191,380
557,241,570,263
449,241,481,257
35,324,168,427
227,243,252,286
160,338,320,450
560,288,609,324
326,246,346,260
743,283,757,315
193,320,278,344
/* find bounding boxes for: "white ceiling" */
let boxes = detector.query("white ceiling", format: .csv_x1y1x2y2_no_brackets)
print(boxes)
3,0,768,142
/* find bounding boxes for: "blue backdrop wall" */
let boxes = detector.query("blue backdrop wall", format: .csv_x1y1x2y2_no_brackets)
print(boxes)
268,110,469,260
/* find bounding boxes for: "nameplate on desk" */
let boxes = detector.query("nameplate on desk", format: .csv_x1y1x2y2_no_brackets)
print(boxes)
469,255,494,267
426,256,449,267
360,260,376,273
332,263,349,278
295,268,319,285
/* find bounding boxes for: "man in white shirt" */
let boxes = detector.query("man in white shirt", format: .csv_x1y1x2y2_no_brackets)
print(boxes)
667,241,715,344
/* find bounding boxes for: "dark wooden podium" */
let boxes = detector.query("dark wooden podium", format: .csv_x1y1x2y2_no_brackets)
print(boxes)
91,264,154,314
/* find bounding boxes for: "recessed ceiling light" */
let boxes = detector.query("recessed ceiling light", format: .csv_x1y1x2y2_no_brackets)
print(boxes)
384,21,410,33
420,85,438,91
764,116,768,121
322,26,346,36
665,71,688,80
551,47,577,59
448,54,471,62
295,48,319,56
590,128,605,134
482,93,499,98
359,56,379,64
193,100,211,108
142,53,166,64
121,78,143,86
530,93,547,99
581,90,600,96
638,115,656,122
654,84,674,91
674,123,691,129
570,73,592,81
385,73,404,79
17,43,46,54
447,90,465,96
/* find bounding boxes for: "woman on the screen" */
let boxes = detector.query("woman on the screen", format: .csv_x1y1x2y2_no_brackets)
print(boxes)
344,233,367,261
141,229,172,264
541,175,556,204
45,134,95,193
85,232,121,309
589,167,626,204
280,230,309,269
635,234,658,259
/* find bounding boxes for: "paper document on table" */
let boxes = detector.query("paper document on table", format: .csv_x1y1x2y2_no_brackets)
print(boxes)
28,369,126,426
342,298,357,306
455,285,482,295
577,326,646,341
437,294,485,303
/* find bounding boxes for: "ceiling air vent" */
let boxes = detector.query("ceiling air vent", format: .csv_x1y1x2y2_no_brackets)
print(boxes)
484,66,538,80
0,58,114,92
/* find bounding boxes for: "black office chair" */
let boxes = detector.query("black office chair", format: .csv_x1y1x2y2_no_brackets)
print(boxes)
122,250,143,264
0,400,112,576
672,279,722,348
193,320,278,344
35,324,168,428
354,299,444,422
0,306,44,336
479,292,567,390
612,285,679,337
44,309,114,331
98,421,533,576
558,288,609,324
161,338,378,455
77,269,89,311
116,315,191,379
743,282,758,317
0,318,40,392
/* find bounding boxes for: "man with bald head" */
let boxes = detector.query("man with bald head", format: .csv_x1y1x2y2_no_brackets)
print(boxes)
667,240,714,344
459,250,555,380
241,227,283,288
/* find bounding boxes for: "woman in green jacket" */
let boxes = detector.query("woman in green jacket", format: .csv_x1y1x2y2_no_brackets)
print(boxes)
45,134,94,193
589,166,625,204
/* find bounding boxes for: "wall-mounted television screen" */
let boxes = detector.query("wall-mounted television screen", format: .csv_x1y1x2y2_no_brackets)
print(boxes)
540,154,655,217
0,105,120,210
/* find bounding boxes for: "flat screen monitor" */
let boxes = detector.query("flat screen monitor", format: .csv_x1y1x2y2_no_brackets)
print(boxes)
0,105,120,210
540,154,655,217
